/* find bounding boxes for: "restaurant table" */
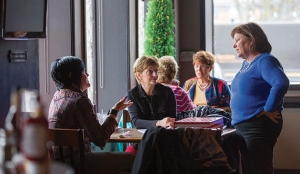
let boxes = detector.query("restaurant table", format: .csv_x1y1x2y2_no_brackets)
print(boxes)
109,128,236,143
109,128,144,143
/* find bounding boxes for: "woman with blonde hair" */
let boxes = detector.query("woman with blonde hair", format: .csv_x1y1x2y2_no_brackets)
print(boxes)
157,56,195,113
125,55,176,155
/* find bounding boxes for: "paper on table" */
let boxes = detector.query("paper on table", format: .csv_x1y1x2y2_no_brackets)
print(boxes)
138,129,147,134
119,131,131,138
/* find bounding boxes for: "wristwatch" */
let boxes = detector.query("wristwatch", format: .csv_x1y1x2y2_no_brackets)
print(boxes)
107,109,118,116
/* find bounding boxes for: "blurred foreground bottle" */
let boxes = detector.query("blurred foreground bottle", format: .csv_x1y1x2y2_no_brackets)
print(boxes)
0,88,50,173
0,89,19,173
21,103,50,174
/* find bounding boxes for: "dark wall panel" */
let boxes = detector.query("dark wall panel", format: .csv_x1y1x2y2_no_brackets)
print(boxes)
0,40,39,127
177,0,201,85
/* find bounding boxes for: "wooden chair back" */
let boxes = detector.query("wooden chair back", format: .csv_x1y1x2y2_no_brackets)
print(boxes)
48,128,85,174
122,109,131,128
121,109,132,151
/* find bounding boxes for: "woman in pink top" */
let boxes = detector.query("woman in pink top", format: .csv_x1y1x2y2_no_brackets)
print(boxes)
157,56,196,113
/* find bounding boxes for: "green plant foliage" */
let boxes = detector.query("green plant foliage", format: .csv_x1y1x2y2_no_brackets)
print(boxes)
144,0,175,58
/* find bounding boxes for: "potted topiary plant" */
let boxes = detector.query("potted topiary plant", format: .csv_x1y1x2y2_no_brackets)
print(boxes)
144,0,175,58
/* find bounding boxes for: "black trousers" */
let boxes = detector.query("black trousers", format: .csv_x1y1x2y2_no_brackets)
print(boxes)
222,133,240,174
235,114,283,174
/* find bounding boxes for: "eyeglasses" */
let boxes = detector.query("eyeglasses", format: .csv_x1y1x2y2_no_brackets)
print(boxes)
145,69,158,76
194,65,209,70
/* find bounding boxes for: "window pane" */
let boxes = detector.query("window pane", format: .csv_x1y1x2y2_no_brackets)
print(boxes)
138,1,145,57
213,0,300,83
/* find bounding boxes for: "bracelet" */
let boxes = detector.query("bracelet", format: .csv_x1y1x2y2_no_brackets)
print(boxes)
107,109,118,116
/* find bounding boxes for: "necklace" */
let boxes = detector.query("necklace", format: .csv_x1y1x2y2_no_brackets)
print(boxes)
197,79,210,89
240,53,261,73
198,83,208,89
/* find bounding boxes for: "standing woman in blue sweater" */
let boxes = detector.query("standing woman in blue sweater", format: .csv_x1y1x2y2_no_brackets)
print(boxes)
230,22,289,174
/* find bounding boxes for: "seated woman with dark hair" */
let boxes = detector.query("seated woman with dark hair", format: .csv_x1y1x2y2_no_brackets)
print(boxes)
48,56,135,174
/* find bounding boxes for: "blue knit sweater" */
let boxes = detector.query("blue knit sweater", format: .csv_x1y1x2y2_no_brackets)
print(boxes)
230,53,289,125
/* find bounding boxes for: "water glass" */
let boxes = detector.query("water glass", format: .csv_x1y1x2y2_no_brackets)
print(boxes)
97,113,107,124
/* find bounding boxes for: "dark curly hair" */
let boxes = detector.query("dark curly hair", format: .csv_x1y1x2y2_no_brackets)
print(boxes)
50,56,85,90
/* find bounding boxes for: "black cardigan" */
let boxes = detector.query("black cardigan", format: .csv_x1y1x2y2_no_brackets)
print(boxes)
131,127,233,174
127,83,177,129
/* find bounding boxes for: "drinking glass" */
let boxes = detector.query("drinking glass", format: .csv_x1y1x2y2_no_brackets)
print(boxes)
97,113,107,125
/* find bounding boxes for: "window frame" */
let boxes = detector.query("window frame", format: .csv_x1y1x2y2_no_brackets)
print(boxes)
205,0,300,107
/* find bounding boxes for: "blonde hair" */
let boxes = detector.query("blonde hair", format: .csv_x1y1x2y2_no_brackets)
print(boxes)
133,55,160,84
157,56,178,83
192,50,215,66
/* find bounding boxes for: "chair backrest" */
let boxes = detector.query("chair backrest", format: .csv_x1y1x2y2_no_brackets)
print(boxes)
48,128,85,174
122,109,131,128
